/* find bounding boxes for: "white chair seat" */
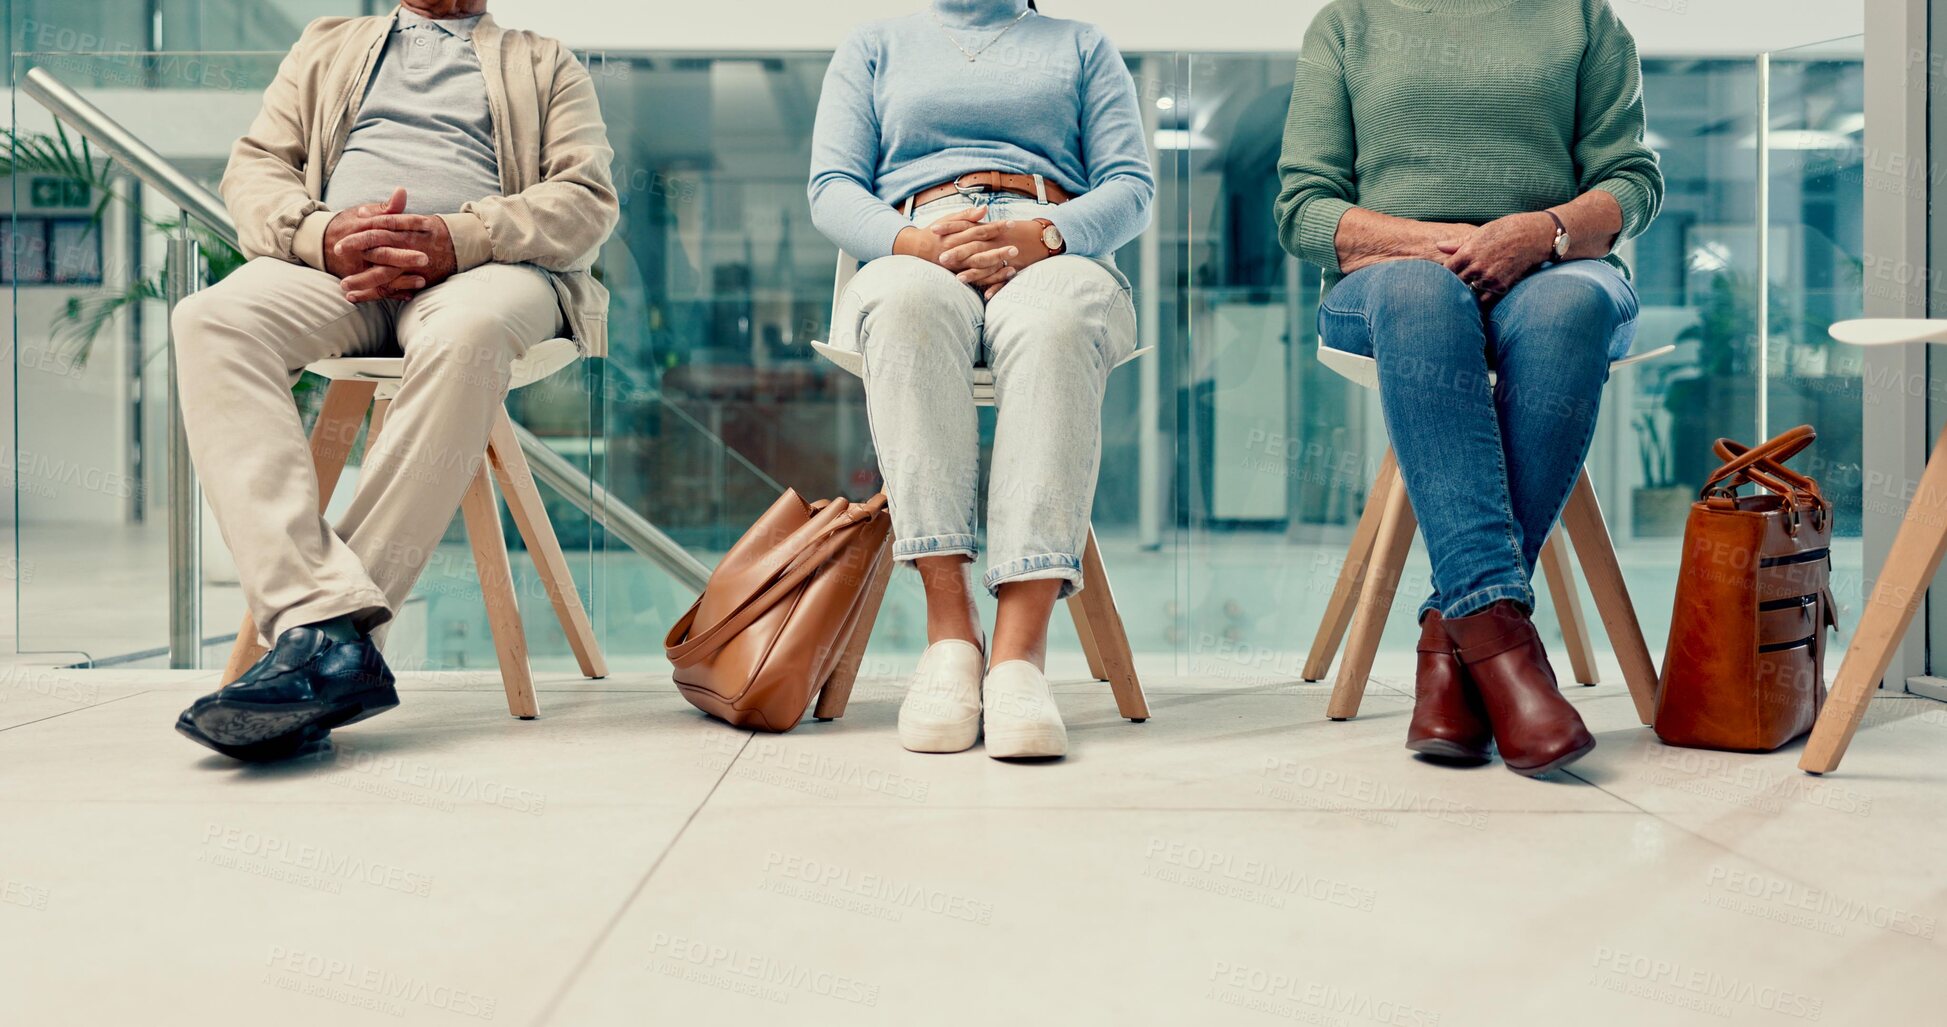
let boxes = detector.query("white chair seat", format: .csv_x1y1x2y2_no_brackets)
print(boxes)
306,336,582,398
1318,342,1675,391
1828,318,1947,347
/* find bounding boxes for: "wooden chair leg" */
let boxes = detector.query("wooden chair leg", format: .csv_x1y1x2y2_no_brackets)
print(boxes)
1327,469,1417,720
814,536,896,721
1305,449,1399,681
1074,525,1150,721
460,466,538,719
1068,594,1111,681
223,379,378,681
485,409,607,680
1540,530,1599,686
1802,431,1947,774
1559,469,1656,725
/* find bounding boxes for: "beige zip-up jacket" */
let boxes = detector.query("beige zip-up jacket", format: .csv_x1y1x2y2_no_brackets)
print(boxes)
220,5,619,356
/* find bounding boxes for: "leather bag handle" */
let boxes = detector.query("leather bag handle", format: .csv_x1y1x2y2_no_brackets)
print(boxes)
1711,436,1823,502
664,494,888,667
1701,425,1817,499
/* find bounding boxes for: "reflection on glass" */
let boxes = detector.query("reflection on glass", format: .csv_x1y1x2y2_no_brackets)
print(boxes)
1760,36,1864,648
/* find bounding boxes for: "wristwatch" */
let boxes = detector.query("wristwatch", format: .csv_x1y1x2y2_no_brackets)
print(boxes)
1543,210,1570,260
1033,218,1065,255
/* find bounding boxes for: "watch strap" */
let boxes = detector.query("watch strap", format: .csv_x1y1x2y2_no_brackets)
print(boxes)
1543,210,1569,256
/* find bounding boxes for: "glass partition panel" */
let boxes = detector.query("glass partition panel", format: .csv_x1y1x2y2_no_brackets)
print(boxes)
8,36,1860,680
9,50,290,664
1612,56,1771,654
1176,51,1376,685
1760,34,1865,648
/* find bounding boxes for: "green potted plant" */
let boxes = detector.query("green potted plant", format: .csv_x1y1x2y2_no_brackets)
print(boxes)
1631,410,1690,536
3,124,245,367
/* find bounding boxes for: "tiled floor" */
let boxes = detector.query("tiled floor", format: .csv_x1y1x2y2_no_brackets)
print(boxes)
3,657,1940,1026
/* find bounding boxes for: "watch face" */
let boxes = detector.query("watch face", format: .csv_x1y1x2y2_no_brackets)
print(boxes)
1041,224,1063,251
1554,232,1570,258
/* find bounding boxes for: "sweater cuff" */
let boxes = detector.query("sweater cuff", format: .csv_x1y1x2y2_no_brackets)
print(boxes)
1592,178,1651,246
857,207,914,263
1296,197,1353,274
440,212,493,271
1044,207,1103,260
292,209,336,271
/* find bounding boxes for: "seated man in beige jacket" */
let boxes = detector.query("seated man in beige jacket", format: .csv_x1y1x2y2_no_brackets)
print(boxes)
173,0,617,761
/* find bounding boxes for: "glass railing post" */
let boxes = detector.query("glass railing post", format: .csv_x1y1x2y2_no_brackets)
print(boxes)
164,221,203,668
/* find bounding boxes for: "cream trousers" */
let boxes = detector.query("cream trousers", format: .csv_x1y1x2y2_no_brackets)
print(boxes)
173,257,563,641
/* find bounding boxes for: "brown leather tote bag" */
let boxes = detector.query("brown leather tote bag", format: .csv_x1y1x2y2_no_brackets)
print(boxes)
1655,426,1838,751
665,490,892,732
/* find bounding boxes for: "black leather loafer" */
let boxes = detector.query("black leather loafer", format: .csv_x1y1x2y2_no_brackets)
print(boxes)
177,625,397,760
175,712,328,761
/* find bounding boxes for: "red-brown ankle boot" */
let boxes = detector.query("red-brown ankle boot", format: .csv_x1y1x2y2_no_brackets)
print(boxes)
1407,610,1493,761
1440,600,1595,777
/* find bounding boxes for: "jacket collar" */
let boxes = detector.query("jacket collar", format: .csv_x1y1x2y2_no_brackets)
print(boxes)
386,5,502,43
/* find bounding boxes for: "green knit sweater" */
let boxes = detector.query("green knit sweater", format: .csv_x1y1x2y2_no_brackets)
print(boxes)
1275,0,1663,282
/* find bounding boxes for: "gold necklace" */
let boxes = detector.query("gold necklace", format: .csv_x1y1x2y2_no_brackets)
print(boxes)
933,9,1032,63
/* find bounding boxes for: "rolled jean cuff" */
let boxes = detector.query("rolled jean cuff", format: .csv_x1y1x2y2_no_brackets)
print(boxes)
892,533,978,562
983,553,1083,599
1440,584,1534,621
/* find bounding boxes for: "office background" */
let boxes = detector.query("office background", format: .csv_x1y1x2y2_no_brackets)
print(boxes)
2,1,1878,683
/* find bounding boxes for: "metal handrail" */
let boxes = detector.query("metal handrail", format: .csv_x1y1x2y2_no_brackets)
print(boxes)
18,67,713,654
507,421,711,591
22,68,237,240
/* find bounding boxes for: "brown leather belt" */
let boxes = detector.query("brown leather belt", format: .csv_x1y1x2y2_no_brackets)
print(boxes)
901,171,1073,213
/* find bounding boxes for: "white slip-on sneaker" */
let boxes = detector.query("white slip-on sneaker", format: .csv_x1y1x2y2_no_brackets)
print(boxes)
981,661,1067,759
897,639,985,753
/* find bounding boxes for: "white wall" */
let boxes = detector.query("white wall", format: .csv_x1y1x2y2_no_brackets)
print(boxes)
487,0,1865,56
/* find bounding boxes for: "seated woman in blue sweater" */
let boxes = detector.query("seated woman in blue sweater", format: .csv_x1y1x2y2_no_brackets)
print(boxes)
809,0,1153,759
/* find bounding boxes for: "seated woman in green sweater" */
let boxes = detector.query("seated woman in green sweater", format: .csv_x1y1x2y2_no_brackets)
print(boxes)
1276,0,1664,777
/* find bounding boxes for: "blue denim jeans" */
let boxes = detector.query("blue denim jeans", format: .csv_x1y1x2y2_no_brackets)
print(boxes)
1319,258,1639,620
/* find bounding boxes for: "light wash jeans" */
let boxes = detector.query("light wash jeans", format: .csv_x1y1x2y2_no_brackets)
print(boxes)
828,192,1138,598
1319,258,1639,620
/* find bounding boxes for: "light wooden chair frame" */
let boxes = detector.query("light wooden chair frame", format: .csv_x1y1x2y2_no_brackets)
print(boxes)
1796,318,1947,774
219,352,607,719
1303,345,1676,726
807,252,1151,723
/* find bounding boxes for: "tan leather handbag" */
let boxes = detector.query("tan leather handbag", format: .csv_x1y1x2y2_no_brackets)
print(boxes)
665,490,892,732
1655,426,1838,751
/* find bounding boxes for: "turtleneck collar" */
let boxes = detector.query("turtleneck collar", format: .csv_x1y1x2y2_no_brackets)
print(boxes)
931,0,1031,30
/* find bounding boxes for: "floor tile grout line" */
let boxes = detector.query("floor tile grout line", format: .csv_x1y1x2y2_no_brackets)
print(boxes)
0,690,151,734
528,728,755,1027
1573,754,1867,902
1632,800,1850,907
1556,729,1874,899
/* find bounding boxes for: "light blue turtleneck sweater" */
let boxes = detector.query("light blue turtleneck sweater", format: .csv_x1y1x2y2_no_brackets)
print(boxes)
808,0,1155,260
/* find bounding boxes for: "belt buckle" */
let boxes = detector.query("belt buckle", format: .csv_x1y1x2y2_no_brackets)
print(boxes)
951,174,993,204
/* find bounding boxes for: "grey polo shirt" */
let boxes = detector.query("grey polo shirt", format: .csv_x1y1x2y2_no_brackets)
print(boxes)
322,11,502,215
